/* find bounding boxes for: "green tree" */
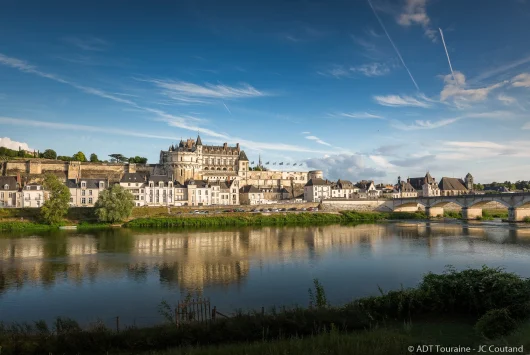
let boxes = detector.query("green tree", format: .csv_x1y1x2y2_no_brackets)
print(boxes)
40,174,70,225
94,184,134,223
17,147,25,157
89,153,99,162
42,149,57,160
72,151,87,162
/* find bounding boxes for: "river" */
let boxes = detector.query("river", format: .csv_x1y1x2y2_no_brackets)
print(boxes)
1,221,530,327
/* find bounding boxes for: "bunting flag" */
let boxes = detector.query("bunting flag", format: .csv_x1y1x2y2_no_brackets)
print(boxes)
266,161,270,164
279,162,284,165
273,162,277,165
293,163,297,166
251,161,255,164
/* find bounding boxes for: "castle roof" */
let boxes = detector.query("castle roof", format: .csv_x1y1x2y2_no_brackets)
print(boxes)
66,179,107,189
425,172,434,183
196,134,202,146
398,181,416,192
121,172,146,183
0,176,18,190
239,150,249,161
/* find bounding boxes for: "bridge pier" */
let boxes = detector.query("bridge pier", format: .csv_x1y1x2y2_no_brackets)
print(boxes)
425,206,444,218
508,207,530,222
461,207,482,220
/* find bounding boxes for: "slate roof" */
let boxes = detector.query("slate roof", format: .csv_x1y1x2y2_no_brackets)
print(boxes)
24,183,43,190
259,187,289,193
240,185,260,193
425,172,435,184
239,150,249,161
0,176,18,190
305,178,332,187
438,177,468,191
334,179,355,189
121,172,146,183
185,179,209,188
355,180,374,189
66,179,107,189
408,177,424,190
196,134,202,146
398,181,416,192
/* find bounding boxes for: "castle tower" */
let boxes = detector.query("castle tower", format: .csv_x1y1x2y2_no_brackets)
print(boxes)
465,173,473,190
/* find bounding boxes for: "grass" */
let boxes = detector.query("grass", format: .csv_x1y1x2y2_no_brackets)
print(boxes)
123,211,427,228
0,266,528,355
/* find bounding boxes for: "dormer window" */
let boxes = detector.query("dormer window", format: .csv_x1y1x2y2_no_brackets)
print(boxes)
4,184,9,190
149,182,154,187
99,182,104,189
81,182,86,188
159,182,163,187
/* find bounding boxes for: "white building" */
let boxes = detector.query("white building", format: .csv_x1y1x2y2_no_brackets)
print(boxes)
331,179,359,198
67,179,107,207
21,183,45,208
120,173,147,207
356,180,381,199
0,176,19,207
185,179,212,206
392,179,418,198
146,175,174,206
304,178,332,202
174,181,187,206
210,180,240,205
239,185,265,205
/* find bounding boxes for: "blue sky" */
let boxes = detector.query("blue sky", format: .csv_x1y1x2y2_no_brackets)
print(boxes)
1,0,530,183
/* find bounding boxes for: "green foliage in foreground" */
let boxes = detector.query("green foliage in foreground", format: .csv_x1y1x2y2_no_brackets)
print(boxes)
524,216,530,223
0,221,57,231
0,267,529,355
123,211,427,228
95,184,135,223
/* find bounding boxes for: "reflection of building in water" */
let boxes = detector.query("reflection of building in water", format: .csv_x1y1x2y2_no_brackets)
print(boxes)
2,224,530,293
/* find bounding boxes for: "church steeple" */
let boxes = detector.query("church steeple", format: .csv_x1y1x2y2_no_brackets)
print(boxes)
196,133,202,146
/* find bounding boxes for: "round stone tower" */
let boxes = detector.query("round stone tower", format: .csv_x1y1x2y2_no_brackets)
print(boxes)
308,170,323,180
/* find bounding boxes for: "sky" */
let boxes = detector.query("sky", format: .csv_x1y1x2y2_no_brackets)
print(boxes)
1,0,530,184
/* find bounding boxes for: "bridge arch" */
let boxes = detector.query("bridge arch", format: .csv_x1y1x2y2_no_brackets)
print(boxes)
467,198,511,209
514,196,530,208
429,200,465,208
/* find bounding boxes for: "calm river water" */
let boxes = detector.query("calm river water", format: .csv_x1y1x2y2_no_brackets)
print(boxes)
1,221,530,327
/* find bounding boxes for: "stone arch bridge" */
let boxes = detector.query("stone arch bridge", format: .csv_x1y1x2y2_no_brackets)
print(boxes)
391,193,530,221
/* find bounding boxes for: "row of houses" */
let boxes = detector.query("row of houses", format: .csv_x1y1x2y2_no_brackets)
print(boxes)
392,172,475,198
0,173,290,208
303,178,387,202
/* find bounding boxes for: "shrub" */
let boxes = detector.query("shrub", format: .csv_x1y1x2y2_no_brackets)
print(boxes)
475,308,517,339
523,216,530,223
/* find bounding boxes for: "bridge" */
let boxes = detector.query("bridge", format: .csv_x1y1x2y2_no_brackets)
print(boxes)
391,193,530,221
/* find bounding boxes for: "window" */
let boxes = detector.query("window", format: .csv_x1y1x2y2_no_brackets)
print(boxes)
81,198,86,204
0,192,3,198
141,196,144,200
88,198,93,204
89,190,93,196
205,190,208,196
140,189,144,193
82,190,86,196
70,197,73,203
136,183,139,187
3,184,8,190
198,190,201,195
8,192,13,198
128,183,131,186
81,182,86,188
99,182,104,189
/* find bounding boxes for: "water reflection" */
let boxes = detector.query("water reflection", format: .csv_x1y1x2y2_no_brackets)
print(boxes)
1,223,530,295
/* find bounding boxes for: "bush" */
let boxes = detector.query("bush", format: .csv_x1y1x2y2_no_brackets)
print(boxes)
355,266,530,320
475,308,517,339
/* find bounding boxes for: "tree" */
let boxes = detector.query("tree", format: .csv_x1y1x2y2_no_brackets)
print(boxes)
94,184,134,223
42,149,57,160
90,153,99,162
128,156,148,164
40,174,70,225
72,151,87,162
109,154,128,163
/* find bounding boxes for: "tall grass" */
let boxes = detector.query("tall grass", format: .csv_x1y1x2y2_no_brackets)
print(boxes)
0,266,528,354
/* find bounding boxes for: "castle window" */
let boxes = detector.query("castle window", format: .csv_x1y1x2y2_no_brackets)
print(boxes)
3,184,8,190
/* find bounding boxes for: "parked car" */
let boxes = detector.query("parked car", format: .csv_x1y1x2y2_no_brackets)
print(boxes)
301,208,307,211
280,208,286,211
251,208,259,212
193,210,200,214
271,208,279,212
288,207,297,211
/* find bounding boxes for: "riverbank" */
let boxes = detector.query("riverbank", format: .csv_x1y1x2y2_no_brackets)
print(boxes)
0,210,429,231
0,267,528,355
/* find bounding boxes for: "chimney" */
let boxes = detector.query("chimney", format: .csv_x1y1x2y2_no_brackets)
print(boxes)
223,143,227,149
16,173,21,188
236,143,240,151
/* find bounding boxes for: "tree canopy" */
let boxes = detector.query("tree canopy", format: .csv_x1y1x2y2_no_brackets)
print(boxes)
128,156,148,164
72,151,87,162
109,154,128,163
94,184,135,223
42,149,57,160
90,153,99,162
40,174,70,225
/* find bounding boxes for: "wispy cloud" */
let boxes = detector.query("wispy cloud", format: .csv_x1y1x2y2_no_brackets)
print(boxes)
367,0,420,90
396,0,437,42
146,79,268,104
317,65,352,79
369,155,396,169
440,71,506,104
436,140,530,160
0,137,33,151
391,111,511,130
373,94,431,108
333,112,385,119
497,93,517,105
0,116,177,140
63,36,109,51
305,135,331,146
304,154,386,181
474,55,530,82
511,73,530,87
350,62,390,76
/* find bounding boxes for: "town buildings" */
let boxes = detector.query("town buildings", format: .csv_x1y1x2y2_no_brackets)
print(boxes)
0,176,19,207
20,183,45,208
304,178,332,202
239,185,265,205
391,173,473,198
67,178,108,207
